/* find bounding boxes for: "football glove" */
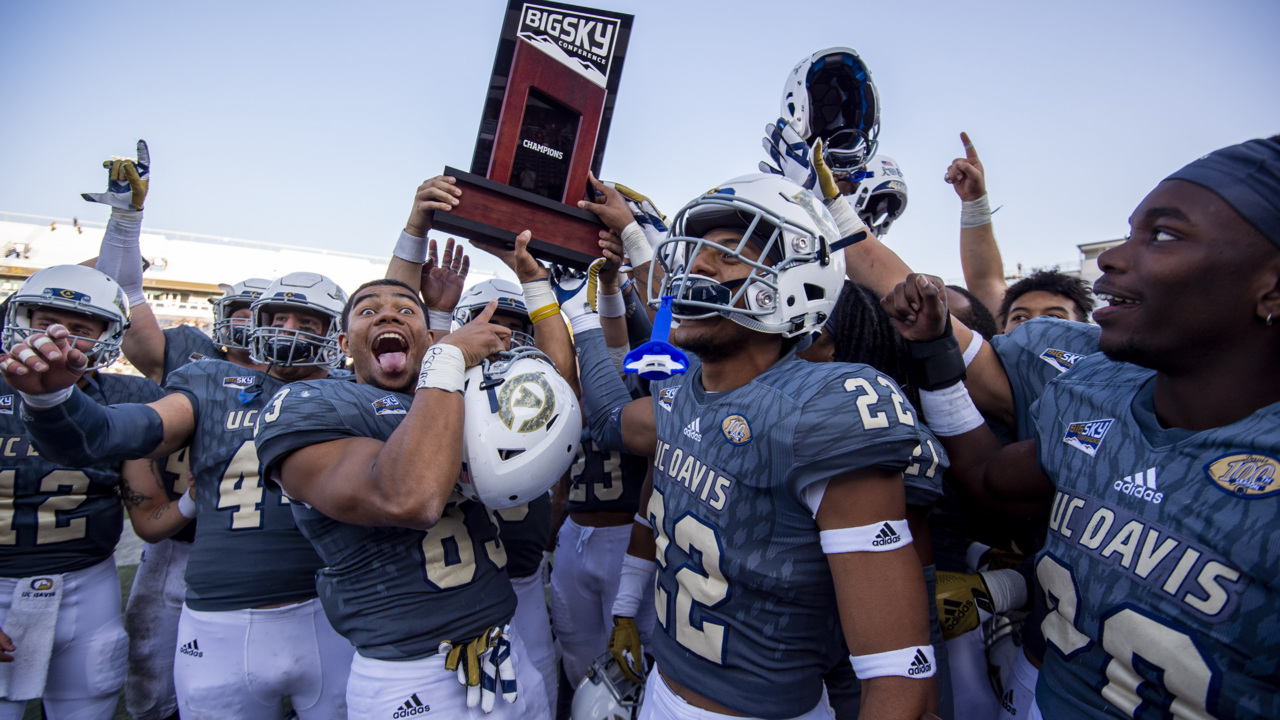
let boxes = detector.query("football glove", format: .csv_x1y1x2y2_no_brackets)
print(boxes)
607,181,668,251
810,138,842,200
759,119,816,192
936,571,994,641
549,258,605,320
440,624,518,712
608,616,645,684
82,139,150,211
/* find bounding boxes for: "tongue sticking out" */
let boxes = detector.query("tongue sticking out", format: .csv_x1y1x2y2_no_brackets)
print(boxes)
375,351,408,374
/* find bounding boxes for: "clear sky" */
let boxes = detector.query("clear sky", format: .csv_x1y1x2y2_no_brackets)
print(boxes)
2,0,1278,284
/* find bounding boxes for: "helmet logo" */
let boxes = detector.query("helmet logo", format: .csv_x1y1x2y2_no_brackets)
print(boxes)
47,287,91,303
497,372,555,433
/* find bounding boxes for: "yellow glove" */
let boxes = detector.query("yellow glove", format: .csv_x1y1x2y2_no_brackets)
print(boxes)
609,616,645,683
82,139,150,211
610,182,666,223
936,571,994,641
811,138,841,201
441,625,519,712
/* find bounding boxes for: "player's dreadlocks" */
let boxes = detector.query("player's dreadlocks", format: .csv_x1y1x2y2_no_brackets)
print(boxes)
827,281,922,417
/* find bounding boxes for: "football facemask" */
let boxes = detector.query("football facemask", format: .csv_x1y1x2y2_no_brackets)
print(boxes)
248,272,347,368
570,652,643,720
211,277,272,350
850,155,909,237
781,47,880,173
2,265,130,371
650,173,845,339
452,279,534,348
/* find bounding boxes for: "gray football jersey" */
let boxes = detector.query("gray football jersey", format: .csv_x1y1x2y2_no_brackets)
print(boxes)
162,324,224,384
254,379,517,660
645,353,947,718
1032,355,1280,718
0,372,162,576
989,317,1100,441
164,360,324,611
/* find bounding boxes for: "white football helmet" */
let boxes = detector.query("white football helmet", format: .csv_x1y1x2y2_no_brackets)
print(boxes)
851,155,908,237
651,173,846,338
459,347,581,510
2,265,130,371
211,277,271,350
571,652,643,720
780,47,880,174
452,279,534,348
248,272,347,368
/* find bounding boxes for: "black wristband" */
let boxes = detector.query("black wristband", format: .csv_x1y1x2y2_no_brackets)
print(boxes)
906,315,967,391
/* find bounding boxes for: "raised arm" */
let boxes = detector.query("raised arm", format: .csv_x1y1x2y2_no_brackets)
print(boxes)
881,274,1053,515
84,140,168,382
946,132,1006,317
386,175,461,288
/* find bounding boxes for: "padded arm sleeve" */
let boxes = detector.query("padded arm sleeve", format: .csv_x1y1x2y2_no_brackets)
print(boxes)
95,209,146,307
575,327,634,453
21,387,164,468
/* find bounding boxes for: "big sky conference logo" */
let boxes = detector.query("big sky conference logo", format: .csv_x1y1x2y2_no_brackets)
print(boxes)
518,3,621,88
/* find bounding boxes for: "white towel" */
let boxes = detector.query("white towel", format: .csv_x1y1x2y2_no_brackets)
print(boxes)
0,573,63,700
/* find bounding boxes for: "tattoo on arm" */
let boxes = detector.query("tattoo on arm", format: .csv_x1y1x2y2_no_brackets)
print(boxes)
120,481,151,509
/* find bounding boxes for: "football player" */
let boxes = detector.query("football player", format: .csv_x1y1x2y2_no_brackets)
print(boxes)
885,136,1280,719
2,272,357,719
576,174,945,719
253,234,575,717
0,265,162,719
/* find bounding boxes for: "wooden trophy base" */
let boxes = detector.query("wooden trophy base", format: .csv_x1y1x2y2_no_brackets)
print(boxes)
429,167,605,269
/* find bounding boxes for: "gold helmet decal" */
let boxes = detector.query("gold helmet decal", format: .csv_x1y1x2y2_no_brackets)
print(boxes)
497,372,556,433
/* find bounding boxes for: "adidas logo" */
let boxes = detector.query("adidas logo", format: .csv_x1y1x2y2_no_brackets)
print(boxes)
392,694,430,718
907,648,932,676
682,418,702,442
871,523,901,547
1113,467,1163,504
1000,688,1018,715
940,597,968,631
179,639,203,658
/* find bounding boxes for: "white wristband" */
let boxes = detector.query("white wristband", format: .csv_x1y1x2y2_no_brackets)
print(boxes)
427,309,454,332
610,554,656,618
18,386,74,410
825,195,868,240
620,222,654,267
597,290,626,318
633,511,651,530
177,491,198,519
521,279,560,323
980,568,1029,614
393,230,428,264
570,313,601,335
849,645,936,679
961,194,992,229
416,344,466,394
918,383,986,436
820,519,913,554
962,331,985,367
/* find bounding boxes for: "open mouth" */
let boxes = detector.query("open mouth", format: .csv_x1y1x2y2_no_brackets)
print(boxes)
1095,291,1141,308
371,331,409,374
